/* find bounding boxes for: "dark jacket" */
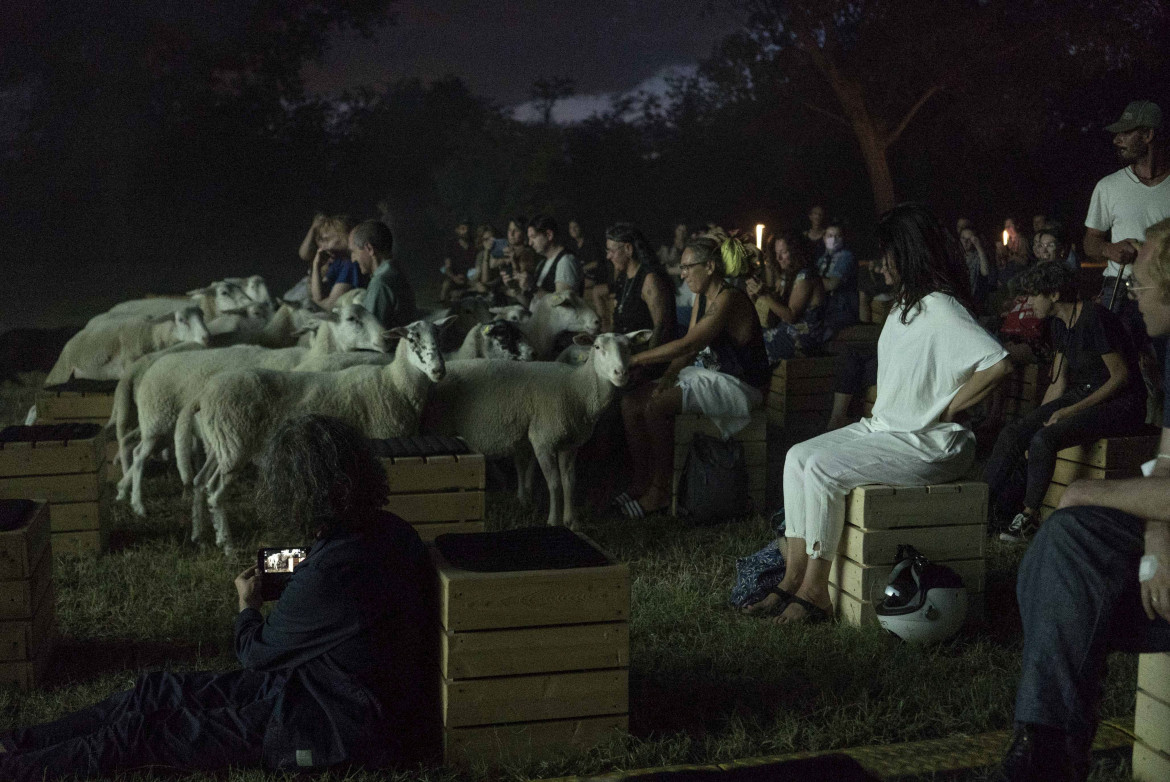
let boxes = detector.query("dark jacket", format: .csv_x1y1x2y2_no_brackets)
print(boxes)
234,511,431,770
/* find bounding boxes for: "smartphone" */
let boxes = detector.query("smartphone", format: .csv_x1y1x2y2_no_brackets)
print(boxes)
490,238,509,258
257,547,309,602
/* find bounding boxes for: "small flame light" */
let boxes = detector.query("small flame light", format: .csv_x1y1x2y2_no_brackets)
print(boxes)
1002,229,1009,246
755,224,765,249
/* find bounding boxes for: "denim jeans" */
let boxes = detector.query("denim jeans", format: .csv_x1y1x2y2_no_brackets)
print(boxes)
1015,505,1170,735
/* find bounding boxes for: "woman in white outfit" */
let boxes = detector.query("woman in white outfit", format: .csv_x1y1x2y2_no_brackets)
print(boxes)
746,203,1012,624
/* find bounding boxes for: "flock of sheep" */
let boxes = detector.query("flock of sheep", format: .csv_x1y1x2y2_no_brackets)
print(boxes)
39,277,647,552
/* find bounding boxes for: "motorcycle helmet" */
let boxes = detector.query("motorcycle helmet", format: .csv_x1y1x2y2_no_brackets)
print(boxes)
875,544,968,644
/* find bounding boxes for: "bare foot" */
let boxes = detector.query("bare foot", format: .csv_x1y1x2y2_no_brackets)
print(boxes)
742,585,794,615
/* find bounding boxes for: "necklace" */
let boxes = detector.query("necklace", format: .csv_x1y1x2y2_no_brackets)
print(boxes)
615,266,640,317
1051,301,1082,381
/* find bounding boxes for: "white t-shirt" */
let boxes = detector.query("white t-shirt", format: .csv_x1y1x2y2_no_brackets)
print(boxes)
866,292,1007,443
1085,167,1170,278
536,250,583,290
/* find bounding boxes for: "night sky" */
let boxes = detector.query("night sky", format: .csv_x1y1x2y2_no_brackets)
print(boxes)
302,0,743,121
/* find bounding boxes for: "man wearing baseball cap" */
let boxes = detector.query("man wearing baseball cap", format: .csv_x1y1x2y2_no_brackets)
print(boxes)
1084,101,1169,319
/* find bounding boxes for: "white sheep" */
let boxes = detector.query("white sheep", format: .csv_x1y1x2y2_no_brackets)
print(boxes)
446,320,535,362
503,291,600,359
183,317,453,552
333,287,366,309
428,330,651,529
46,307,210,385
90,281,253,326
119,304,391,515
220,275,272,307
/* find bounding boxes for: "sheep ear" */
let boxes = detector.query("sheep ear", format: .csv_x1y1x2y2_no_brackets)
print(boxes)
573,333,596,347
434,315,459,331
487,307,507,315
187,286,212,296
385,327,410,342
625,329,654,345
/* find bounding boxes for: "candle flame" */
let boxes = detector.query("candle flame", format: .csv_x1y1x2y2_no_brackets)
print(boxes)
755,224,764,249
1002,229,1009,246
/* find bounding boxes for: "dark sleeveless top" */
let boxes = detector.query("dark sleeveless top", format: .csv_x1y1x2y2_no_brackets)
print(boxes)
538,250,585,297
694,290,771,389
613,264,676,344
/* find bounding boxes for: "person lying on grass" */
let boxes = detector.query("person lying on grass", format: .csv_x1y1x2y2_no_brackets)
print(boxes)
744,203,1012,625
0,414,432,780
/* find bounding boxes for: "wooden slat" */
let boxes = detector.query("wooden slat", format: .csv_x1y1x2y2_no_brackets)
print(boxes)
830,554,985,604
1050,459,1132,486
383,491,484,523
435,545,629,632
0,503,50,580
0,652,50,691
1136,689,1170,757
846,482,988,530
383,453,486,493
52,529,105,556
1139,653,1170,703
839,522,985,565
771,356,838,381
443,623,628,679
444,714,627,767
1056,435,1159,470
0,433,106,477
49,501,102,533
36,391,115,420
442,669,627,728
0,580,54,662
0,546,51,621
0,470,104,503
1133,739,1170,782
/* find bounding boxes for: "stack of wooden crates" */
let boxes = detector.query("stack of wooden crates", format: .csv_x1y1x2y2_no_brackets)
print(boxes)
375,436,485,542
827,482,988,626
1039,434,1159,521
432,528,629,766
0,501,56,689
36,379,120,482
671,410,767,515
765,356,838,431
0,424,108,555
1135,653,1170,780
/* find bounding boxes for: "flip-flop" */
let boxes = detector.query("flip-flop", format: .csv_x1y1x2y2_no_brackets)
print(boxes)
609,491,632,508
742,586,796,617
775,594,834,625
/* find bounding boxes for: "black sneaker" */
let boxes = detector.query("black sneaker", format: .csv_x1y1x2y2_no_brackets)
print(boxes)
999,723,1079,781
1000,510,1039,544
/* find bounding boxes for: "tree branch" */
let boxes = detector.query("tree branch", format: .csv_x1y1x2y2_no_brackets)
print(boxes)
884,83,944,149
800,100,850,129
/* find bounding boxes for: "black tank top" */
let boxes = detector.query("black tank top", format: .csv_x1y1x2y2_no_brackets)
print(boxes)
694,289,771,389
613,264,656,335
538,250,584,296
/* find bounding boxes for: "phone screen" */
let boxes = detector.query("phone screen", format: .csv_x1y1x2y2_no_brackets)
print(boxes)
257,547,309,601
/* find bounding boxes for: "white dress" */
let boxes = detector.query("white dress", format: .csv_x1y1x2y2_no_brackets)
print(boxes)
783,292,1007,558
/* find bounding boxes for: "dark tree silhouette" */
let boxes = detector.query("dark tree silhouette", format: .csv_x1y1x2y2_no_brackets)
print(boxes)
530,76,576,124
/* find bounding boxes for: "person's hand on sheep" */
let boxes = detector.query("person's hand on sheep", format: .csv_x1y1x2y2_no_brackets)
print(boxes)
652,373,678,396
1143,523,1170,623
235,565,263,613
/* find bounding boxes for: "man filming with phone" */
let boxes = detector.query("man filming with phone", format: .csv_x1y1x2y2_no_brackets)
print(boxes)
0,416,432,780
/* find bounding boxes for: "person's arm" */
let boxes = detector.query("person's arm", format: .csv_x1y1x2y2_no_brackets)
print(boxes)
1046,351,1128,426
317,282,353,312
298,215,324,262
941,357,1013,421
631,290,733,367
1040,353,1067,405
642,273,672,348
822,275,844,292
821,251,854,293
1084,227,1138,266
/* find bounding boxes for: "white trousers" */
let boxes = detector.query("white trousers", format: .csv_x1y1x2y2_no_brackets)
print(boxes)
783,422,975,559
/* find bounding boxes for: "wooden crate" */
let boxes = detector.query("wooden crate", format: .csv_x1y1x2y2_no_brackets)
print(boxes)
1003,362,1049,422
0,502,51,580
0,544,52,621
36,382,117,422
432,530,629,767
825,323,881,354
1040,435,1157,521
829,482,988,628
1133,740,1170,782
1136,652,1170,781
381,452,486,542
766,356,838,428
0,576,55,663
671,410,767,515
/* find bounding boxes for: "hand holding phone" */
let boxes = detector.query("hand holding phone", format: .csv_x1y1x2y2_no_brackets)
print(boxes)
257,547,309,602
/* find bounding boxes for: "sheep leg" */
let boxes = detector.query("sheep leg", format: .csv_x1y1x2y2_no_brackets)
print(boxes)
206,468,236,556
190,455,218,544
558,447,580,531
514,449,536,505
127,434,165,516
118,426,140,475
533,446,563,527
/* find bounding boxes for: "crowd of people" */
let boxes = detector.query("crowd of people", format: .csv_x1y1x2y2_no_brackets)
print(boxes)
3,101,1167,782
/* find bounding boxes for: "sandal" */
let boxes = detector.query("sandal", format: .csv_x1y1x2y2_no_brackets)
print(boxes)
609,491,632,509
775,594,834,625
743,586,795,617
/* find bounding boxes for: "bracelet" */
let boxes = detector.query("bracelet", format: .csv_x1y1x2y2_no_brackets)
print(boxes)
1140,554,1160,583
1157,454,1170,460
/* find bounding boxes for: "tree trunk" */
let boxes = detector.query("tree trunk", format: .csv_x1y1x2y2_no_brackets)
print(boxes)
853,120,896,214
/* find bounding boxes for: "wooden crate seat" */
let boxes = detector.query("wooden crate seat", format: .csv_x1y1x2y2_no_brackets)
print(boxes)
1039,433,1159,522
431,527,629,767
670,410,767,516
766,356,838,429
1135,653,1170,780
36,379,117,425
828,481,988,627
0,501,56,690
1003,362,1050,421
374,436,486,541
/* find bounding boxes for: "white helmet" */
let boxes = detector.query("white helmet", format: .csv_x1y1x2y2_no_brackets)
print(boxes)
875,545,968,644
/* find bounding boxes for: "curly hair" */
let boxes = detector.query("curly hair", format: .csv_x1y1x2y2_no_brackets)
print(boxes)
876,202,972,324
257,415,389,540
1010,260,1078,301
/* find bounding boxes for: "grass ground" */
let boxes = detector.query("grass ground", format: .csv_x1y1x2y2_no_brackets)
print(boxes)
0,377,1142,781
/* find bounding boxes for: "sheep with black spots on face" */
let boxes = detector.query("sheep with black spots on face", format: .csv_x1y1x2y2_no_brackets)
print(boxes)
181,316,454,553
428,330,652,529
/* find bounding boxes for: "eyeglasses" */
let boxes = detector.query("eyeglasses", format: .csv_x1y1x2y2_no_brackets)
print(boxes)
1125,277,1156,299
679,262,706,272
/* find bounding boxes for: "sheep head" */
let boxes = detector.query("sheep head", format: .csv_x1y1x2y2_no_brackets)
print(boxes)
331,304,392,352
242,276,271,305
573,329,652,388
187,281,252,315
537,292,601,336
389,316,456,382
173,306,211,346
476,320,536,361
488,304,530,324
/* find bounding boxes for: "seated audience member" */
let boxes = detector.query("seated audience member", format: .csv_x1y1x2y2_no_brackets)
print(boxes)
499,215,539,306
606,223,677,352
816,221,859,330
985,262,1146,542
805,204,828,257
350,220,416,328
528,215,584,297
658,222,689,277
1032,221,1078,271
998,217,1170,782
0,415,431,780
284,213,357,306
959,225,993,313
570,219,609,290
995,218,1031,281
744,203,1011,624
747,231,830,363
616,231,770,518
439,220,476,303
470,224,500,295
